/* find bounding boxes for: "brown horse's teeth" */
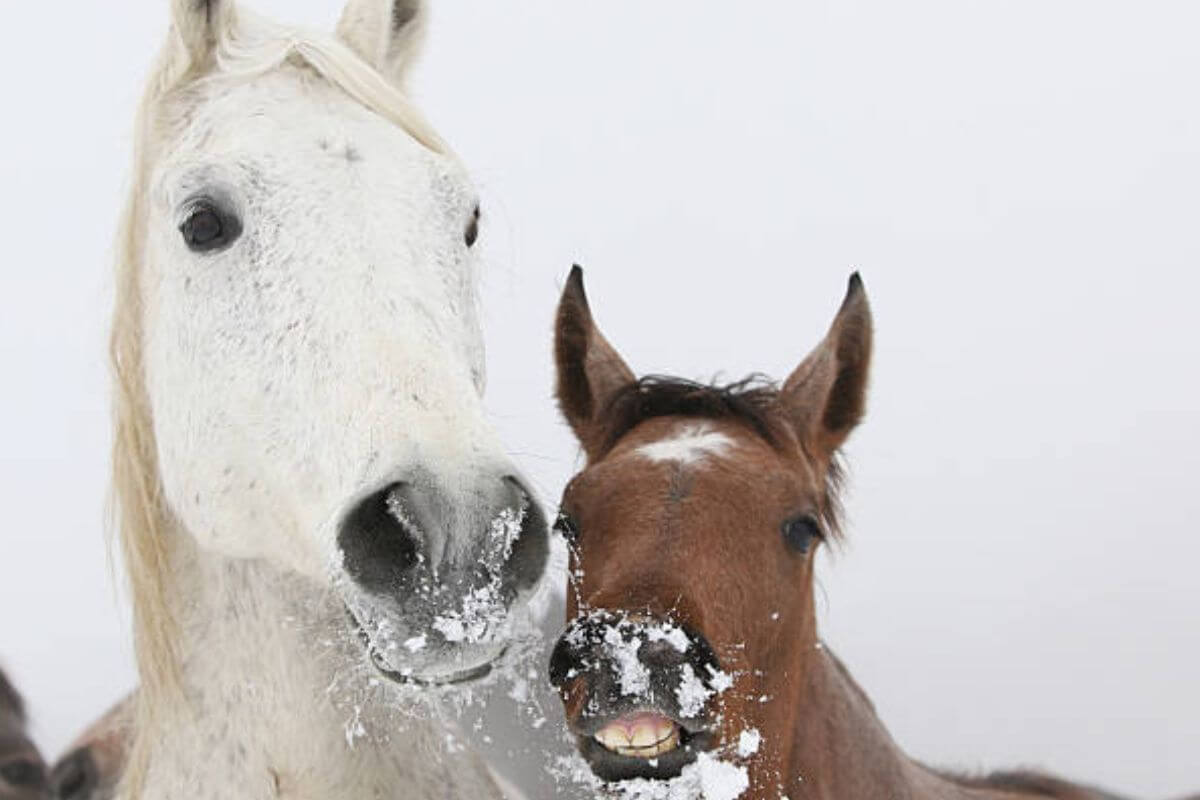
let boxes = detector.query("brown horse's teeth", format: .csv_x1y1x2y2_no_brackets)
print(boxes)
594,718,682,758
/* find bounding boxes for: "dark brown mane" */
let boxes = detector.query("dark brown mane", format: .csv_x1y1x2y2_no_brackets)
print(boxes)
0,667,26,722
597,375,786,456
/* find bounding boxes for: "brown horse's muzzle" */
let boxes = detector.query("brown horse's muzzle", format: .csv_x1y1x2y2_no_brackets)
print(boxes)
548,611,726,782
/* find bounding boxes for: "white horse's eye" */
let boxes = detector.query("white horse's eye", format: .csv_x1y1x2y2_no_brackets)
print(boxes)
180,201,242,253
464,204,480,248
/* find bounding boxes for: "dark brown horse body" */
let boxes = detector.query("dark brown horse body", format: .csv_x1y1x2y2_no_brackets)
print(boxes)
0,669,50,800
548,267,1180,800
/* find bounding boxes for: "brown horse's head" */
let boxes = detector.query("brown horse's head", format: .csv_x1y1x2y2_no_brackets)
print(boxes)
0,669,50,800
548,267,871,786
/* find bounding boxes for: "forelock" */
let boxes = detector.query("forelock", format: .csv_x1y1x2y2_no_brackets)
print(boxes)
598,375,787,457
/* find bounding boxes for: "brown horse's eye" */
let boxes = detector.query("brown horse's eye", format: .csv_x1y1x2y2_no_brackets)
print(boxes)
783,515,821,554
464,204,480,248
553,510,579,545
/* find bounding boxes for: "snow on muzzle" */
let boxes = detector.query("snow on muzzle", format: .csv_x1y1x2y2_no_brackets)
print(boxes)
549,611,733,781
337,473,549,685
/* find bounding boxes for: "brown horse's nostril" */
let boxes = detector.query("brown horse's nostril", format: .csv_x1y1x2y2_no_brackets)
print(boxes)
51,748,96,800
548,631,578,689
549,614,722,695
638,637,689,670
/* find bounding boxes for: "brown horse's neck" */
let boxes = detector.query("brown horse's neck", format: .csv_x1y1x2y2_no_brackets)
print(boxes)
745,635,913,800
752,640,1065,800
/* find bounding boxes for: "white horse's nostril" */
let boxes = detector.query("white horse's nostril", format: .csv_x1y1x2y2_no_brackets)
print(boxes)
498,476,550,593
338,481,425,596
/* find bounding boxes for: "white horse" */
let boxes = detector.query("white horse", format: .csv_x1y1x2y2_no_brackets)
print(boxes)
110,1,549,797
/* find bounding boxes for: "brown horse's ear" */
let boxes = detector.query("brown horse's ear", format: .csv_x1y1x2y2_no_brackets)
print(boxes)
555,266,636,460
782,273,873,458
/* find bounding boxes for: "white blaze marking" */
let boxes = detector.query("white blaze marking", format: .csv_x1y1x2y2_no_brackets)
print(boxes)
636,424,736,465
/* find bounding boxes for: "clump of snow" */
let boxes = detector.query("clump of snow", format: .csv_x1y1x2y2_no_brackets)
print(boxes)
736,728,761,758
487,505,525,563
553,752,750,800
507,675,531,704
693,754,752,800
604,624,652,696
343,703,366,749
384,488,418,532
676,664,714,718
646,622,691,653
706,665,734,695
432,583,505,643
431,506,527,644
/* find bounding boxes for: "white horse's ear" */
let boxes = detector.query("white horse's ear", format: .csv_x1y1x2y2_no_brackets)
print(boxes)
169,0,238,68
336,0,427,87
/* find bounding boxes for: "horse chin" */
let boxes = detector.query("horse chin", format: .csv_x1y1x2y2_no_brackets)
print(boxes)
344,604,511,688
367,640,508,687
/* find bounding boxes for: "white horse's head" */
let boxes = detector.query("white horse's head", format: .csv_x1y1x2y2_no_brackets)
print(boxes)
116,0,547,688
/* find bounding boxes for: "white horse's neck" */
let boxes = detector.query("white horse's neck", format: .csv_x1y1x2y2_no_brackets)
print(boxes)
136,526,500,800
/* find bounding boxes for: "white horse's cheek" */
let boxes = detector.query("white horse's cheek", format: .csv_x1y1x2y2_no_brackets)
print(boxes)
143,280,322,575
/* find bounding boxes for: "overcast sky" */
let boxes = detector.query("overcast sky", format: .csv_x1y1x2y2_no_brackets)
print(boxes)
1,1,1197,797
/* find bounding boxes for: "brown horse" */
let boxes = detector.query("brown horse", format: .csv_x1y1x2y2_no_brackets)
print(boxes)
0,669,50,800
48,696,130,800
548,267,1177,799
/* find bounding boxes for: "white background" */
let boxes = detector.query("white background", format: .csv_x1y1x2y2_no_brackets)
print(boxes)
1,1,1198,797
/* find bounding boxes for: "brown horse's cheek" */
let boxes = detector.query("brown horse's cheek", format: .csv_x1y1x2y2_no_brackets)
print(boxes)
715,685,760,763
